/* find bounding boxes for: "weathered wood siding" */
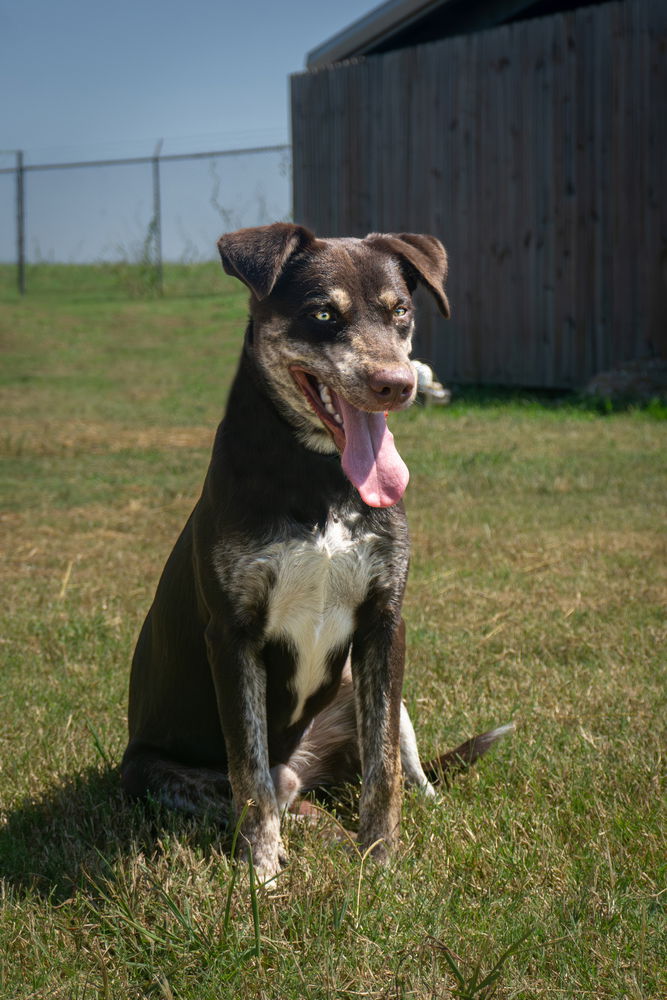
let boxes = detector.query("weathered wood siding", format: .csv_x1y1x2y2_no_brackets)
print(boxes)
291,0,667,387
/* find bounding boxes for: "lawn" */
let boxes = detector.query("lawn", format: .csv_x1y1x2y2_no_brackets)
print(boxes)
1,265,665,999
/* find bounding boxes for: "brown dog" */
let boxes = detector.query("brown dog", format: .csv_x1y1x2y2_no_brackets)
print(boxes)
121,224,511,882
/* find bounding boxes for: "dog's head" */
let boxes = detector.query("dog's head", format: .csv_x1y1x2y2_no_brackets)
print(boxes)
217,223,450,508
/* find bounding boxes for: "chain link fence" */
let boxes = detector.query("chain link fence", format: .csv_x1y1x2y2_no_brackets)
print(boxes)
0,143,291,294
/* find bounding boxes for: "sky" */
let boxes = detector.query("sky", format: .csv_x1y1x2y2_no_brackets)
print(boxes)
0,0,375,262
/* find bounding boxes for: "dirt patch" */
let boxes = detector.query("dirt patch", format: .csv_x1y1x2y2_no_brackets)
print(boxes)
0,495,195,611
2,420,214,457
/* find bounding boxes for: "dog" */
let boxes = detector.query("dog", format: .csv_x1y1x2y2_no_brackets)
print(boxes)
121,223,511,882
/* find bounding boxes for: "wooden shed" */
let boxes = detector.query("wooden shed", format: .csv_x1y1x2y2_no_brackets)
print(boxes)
291,0,667,389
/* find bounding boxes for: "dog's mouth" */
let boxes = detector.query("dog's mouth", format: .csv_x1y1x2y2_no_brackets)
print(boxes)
290,368,346,448
290,367,409,509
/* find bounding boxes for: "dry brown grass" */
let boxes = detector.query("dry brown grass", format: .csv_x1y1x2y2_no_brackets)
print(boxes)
1,275,666,998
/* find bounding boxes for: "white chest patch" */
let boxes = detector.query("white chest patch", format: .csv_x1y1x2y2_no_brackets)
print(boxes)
262,519,378,724
266,521,374,722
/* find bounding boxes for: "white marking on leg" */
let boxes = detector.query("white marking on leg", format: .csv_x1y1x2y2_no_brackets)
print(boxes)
400,702,436,797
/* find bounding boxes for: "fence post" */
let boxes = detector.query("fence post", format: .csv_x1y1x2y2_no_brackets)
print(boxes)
152,140,163,294
16,150,25,295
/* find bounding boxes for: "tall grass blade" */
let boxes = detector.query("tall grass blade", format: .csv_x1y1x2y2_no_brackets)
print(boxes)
246,845,262,959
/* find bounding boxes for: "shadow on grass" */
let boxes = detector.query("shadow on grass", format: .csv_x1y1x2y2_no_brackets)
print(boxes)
0,766,364,903
0,766,234,902
0,722,515,900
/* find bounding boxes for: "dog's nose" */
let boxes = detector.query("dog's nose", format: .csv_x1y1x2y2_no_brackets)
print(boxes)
368,367,416,408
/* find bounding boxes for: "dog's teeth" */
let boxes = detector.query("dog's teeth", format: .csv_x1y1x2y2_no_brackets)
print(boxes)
315,381,340,424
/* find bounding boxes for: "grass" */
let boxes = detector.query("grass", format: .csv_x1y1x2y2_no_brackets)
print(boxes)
1,263,666,999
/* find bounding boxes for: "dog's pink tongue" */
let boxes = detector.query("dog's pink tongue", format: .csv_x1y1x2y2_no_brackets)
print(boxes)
336,397,409,508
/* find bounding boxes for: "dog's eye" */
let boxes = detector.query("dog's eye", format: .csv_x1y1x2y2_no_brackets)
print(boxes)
313,309,333,322
393,305,408,318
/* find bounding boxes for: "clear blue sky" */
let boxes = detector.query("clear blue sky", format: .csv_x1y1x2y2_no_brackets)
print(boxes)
0,0,373,261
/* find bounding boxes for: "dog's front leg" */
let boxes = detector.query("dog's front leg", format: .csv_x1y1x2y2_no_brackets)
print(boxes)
205,623,285,883
351,614,406,862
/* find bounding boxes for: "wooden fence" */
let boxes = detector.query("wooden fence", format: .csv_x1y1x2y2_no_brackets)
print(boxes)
291,0,666,388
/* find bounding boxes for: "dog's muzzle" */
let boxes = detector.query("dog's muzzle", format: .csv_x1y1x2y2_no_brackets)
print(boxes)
290,367,411,508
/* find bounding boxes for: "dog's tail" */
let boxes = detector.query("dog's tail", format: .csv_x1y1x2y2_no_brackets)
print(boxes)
422,722,515,786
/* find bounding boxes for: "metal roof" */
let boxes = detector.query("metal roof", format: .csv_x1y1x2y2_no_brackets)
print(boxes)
306,1,452,69
305,0,597,69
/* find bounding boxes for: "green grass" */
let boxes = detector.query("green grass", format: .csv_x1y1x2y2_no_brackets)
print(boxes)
1,265,666,999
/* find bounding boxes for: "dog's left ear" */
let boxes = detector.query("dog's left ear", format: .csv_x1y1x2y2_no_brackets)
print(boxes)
217,223,314,300
365,232,450,318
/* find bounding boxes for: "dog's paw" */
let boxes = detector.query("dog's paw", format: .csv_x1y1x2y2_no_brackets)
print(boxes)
356,821,398,863
356,835,391,864
245,838,289,886
252,856,284,886
271,763,301,811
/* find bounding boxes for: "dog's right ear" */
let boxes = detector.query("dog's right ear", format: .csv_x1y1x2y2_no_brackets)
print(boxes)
217,223,314,300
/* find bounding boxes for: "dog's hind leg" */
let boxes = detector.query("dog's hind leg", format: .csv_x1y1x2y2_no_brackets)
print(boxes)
121,749,232,819
286,661,360,792
287,659,435,797
286,660,513,800
122,750,308,824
